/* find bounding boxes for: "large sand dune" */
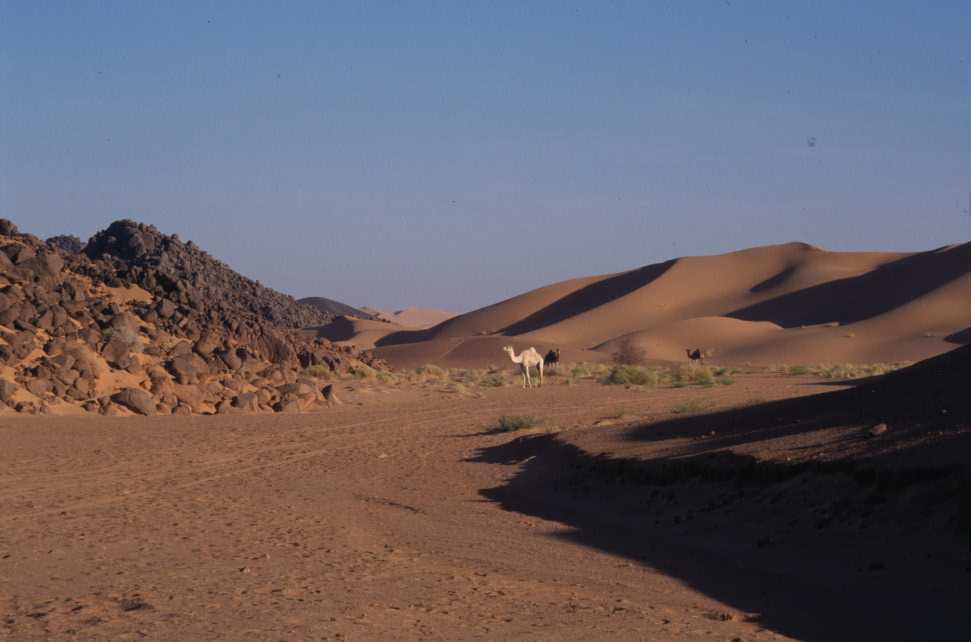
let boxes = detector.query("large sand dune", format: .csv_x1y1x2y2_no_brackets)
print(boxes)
353,241,971,367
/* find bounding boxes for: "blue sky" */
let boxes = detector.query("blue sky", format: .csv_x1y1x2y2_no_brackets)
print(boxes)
2,1,969,311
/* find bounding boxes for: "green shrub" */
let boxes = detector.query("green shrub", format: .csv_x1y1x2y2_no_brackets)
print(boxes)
670,399,715,415
348,364,377,380
417,364,445,377
479,372,507,387
570,365,590,379
602,365,657,386
492,415,542,432
693,367,715,386
302,365,333,380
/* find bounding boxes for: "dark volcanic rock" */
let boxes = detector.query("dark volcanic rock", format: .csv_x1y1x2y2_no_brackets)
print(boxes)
46,235,84,254
298,296,376,320
0,217,385,415
85,220,331,329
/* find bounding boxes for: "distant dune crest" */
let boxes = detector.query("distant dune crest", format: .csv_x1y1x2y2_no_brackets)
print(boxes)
360,306,455,329
320,241,971,367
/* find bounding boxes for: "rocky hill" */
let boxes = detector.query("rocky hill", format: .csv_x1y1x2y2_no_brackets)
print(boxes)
298,296,376,320
0,218,383,416
86,220,329,329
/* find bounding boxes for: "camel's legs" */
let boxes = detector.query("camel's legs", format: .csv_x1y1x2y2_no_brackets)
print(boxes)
521,365,528,388
525,365,532,388
538,361,544,386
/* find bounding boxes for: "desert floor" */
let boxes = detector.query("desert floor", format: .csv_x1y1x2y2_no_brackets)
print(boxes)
1,372,968,641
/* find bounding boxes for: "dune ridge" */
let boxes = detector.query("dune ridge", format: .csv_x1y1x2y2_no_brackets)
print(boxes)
354,241,971,367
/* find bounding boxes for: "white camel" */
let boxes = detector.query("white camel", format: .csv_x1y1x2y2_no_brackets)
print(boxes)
502,345,544,388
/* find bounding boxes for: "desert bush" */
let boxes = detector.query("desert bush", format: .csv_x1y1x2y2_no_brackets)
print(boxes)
784,365,810,376
348,364,377,380
570,364,591,379
670,364,714,386
606,407,630,420
815,363,904,380
301,365,333,380
409,364,446,383
417,364,445,377
492,415,542,432
479,372,507,387
612,338,647,365
446,382,473,396
670,399,715,415
602,365,657,386
716,375,735,385
693,366,715,386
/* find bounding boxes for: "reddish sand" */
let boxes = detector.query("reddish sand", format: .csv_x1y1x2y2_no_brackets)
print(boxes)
2,357,968,640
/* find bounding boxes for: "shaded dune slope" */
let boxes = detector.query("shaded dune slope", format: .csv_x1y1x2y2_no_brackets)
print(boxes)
356,241,971,366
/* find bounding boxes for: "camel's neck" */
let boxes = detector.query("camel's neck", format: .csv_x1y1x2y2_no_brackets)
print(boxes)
506,351,523,364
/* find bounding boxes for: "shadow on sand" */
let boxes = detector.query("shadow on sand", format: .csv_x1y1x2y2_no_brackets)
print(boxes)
469,357,971,641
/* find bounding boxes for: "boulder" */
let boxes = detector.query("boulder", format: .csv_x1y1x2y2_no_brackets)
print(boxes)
156,298,177,319
26,379,53,398
273,398,302,413
46,235,83,254
278,382,314,397
218,349,242,371
216,399,237,414
101,338,133,369
168,352,209,384
111,388,156,416
194,329,222,355
0,379,19,403
231,392,259,411
172,403,193,416
0,219,18,236
100,402,126,417
322,384,342,406
18,251,64,281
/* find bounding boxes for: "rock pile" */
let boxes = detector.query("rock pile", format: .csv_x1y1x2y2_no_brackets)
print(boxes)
0,218,384,416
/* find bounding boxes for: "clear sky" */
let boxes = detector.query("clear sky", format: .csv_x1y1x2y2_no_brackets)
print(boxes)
2,2,969,311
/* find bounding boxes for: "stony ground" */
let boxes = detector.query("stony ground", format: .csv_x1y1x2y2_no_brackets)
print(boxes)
1,373,967,641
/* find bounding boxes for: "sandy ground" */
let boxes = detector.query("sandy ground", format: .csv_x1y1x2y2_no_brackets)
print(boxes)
1,374,967,641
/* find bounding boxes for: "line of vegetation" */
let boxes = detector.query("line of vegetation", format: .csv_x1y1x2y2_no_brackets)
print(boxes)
491,415,543,433
777,362,908,379
670,399,716,415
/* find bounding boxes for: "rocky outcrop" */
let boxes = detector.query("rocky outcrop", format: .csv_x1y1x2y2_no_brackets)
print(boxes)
46,235,83,254
0,217,386,416
85,220,328,328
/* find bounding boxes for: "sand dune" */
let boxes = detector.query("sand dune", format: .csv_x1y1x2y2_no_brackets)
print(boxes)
361,306,455,329
305,315,406,349
368,242,971,367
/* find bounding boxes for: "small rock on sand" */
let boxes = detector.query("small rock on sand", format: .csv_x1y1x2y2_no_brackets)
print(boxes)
868,423,888,437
